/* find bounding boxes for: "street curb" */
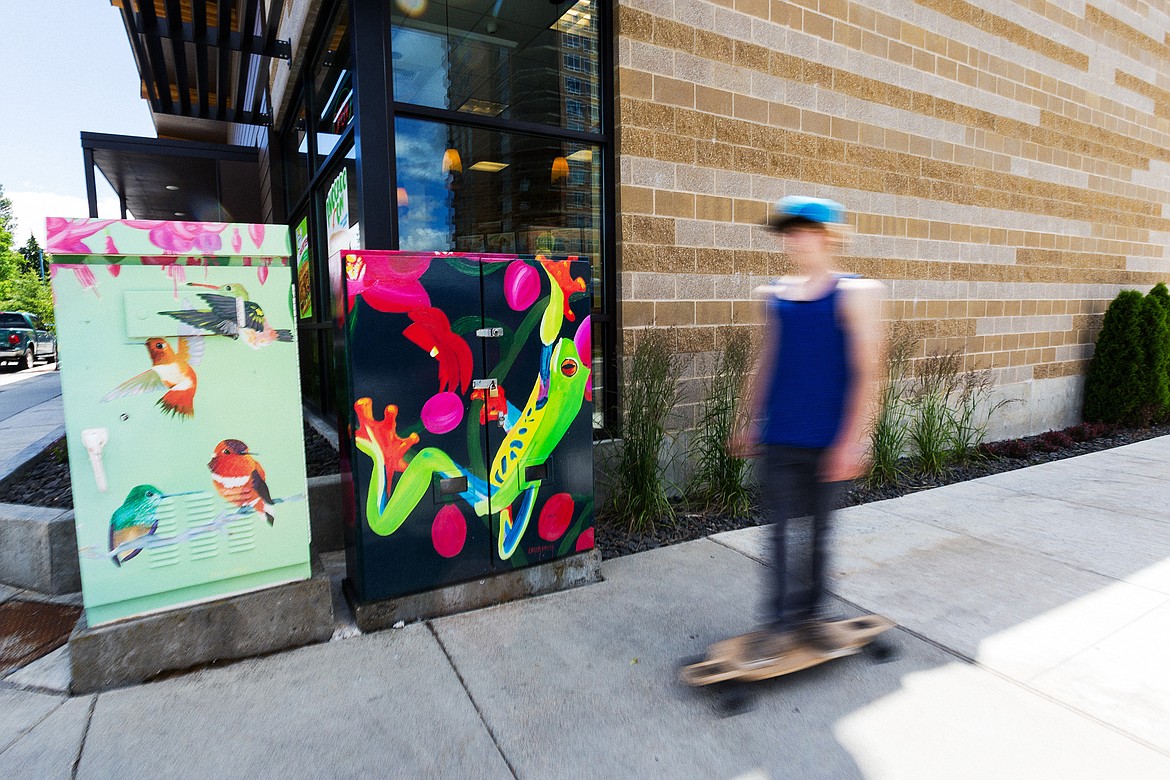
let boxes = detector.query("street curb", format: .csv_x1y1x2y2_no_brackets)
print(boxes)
0,425,65,485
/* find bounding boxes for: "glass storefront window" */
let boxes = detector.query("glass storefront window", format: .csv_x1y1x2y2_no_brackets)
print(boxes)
314,0,354,164
321,142,363,255
283,98,310,207
390,0,601,132
395,118,601,272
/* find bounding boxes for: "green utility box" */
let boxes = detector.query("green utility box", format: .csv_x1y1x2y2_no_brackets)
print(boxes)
47,218,311,626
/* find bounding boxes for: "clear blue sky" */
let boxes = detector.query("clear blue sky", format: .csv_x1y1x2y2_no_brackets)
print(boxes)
0,2,155,246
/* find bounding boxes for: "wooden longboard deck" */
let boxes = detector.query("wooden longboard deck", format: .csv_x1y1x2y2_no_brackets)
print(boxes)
680,615,895,687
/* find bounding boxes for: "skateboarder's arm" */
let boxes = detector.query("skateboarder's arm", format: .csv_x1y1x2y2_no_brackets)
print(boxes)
823,279,886,481
730,285,780,456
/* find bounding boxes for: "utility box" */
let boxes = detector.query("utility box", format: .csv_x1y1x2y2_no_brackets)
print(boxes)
335,251,595,603
47,218,312,627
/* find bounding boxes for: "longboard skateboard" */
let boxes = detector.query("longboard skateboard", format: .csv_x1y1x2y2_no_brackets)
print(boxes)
680,615,896,688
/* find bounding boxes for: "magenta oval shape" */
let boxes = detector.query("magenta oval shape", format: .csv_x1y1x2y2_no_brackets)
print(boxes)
504,260,540,311
421,392,464,434
538,493,575,542
432,504,467,558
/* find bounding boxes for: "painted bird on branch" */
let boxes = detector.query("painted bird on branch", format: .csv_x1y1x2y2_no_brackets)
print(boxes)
161,282,293,349
208,439,278,524
108,484,181,566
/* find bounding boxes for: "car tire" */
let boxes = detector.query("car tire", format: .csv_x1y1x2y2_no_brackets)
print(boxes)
19,348,34,371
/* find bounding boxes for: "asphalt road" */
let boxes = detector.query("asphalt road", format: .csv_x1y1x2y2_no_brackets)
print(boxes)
0,364,61,424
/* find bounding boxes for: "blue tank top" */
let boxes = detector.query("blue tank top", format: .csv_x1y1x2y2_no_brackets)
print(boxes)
760,277,853,448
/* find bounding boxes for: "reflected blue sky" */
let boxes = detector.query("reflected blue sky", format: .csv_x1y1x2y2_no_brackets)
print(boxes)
396,118,456,251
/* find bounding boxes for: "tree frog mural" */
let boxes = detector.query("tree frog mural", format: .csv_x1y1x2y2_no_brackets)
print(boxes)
341,251,595,602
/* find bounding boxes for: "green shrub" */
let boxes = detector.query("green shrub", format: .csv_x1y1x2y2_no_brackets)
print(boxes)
1138,291,1170,423
1083,290,1146,424
687,329,753,518
950,365,1009,462
607,330,681,533
1149,283,1170,419
866,327,913,487
908,350,962,475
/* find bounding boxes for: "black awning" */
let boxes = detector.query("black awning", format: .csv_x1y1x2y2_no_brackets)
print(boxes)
82,131,263,223
112,0,289,127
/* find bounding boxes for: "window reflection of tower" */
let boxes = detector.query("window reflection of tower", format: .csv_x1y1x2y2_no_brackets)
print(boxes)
556,2,598,256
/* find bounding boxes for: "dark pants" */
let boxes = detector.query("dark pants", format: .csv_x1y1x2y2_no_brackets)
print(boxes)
758,445,843,629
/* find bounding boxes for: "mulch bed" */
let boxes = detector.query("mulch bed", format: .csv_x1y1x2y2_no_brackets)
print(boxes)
2,415,1167,563
0,421,341,510
595,422,1170,559
0,600,83,675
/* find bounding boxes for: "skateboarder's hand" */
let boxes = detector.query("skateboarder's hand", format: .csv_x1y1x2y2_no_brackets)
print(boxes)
822,440,868,482
727,430,759,458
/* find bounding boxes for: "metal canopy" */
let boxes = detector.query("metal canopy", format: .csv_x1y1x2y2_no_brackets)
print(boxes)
112,0,289,127
82,132,263,223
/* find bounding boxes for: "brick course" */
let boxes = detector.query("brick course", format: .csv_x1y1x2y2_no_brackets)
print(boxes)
614,0,1170,436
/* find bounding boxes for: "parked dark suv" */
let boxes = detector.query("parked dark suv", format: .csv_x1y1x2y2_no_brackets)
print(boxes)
0,312,57,370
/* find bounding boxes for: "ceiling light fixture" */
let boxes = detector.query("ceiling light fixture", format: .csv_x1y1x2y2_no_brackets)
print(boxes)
165,184,180,191
551,156,570,183
442,148,463,174
469,161,509,172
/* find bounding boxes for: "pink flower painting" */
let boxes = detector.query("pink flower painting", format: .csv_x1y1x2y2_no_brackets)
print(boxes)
149,222,228,254
345,252,432,313
45,218,116,254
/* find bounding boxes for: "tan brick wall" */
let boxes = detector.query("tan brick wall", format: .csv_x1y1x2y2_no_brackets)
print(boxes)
614,0,1170,437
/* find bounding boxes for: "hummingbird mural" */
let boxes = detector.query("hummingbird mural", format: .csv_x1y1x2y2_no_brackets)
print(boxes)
160,282,293,349
108,484,184,566
102,335,204,418
209,439,278,524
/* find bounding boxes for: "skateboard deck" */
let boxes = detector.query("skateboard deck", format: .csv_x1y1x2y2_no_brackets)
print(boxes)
680,615,895,687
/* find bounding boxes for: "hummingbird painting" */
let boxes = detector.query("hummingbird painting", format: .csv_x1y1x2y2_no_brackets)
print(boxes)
160,282,293,349
102,335,203,418
108,484,177,566
209,439,277,524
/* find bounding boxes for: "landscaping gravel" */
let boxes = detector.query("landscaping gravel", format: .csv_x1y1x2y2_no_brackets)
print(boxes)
595,423,1170,559
0,421,341,510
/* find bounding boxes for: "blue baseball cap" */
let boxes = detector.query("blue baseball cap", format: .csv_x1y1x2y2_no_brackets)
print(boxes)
768,196,846,232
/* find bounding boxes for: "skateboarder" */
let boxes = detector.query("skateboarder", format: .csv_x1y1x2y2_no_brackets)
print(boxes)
730,196,885,660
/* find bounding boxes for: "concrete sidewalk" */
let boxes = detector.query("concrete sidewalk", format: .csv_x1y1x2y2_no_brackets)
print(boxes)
0,365,63,483
3,438,1169,778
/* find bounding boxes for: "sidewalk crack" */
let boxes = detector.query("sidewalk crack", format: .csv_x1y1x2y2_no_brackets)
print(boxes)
427,622,518,780
70,694,98,779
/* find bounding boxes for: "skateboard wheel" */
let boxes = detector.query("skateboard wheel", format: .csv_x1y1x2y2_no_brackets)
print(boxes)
713,681,754,717
864,638,897,663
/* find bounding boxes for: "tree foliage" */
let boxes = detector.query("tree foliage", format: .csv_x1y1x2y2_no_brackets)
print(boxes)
18,234,44,277
0,184,54,326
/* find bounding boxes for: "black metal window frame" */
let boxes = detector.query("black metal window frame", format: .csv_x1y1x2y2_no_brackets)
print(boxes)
363,0,618,432
279,0,617,430
278,0,361,418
